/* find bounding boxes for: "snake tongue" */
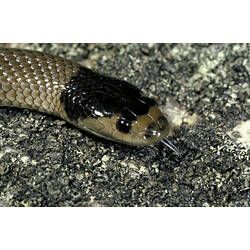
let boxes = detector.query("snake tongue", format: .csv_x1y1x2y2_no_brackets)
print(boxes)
160,138,180,156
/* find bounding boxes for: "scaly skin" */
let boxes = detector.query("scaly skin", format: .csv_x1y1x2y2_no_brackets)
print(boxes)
0,48,171,146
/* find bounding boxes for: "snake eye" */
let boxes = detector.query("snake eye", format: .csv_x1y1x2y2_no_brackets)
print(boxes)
116,109,136,134
116,116,131,133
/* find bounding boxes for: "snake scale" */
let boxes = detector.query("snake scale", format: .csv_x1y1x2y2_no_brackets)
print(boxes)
0,48,178,152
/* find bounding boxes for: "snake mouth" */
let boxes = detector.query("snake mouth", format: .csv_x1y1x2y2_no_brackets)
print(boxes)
72,105,171,146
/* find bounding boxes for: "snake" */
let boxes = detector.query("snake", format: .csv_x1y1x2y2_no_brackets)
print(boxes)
0,47,179,153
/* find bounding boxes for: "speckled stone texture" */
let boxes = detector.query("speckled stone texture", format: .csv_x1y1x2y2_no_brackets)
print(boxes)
0,43,249,207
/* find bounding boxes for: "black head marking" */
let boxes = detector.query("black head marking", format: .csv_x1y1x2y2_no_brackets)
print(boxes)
60,67,157,121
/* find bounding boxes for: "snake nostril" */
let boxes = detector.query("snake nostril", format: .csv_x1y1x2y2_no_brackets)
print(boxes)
158,116,168,131
144,122,158,139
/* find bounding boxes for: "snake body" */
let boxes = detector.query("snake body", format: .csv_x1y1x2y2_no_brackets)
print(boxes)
0,48,171,146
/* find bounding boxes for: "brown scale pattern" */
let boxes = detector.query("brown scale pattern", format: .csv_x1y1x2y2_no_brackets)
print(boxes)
0,48,80,117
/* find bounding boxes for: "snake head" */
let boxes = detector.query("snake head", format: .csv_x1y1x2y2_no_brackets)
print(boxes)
112,103,171,146
60,67,171,146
